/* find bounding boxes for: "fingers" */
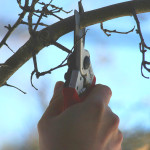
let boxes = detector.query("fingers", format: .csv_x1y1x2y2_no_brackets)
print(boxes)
41,83,112,120
42,81,64,119
108,130,123,150
104,129,123,150
106,107,120,130
98,107,122,149
117,130,123,145
79,84,112,120
99,107,120,137
85,84,112,105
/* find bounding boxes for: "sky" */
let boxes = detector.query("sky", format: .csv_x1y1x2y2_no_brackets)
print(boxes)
0,0,150,149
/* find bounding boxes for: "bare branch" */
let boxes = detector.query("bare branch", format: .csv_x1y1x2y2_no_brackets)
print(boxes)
53,41,71,53
38,63,67,76
34,12,44,31
17,0,23,9
100,23,135,37
38,1,53,6
0,0,29,49
132,7,150,79
3,82,26,94
34,2,51,31
4,43,15,53
31,1,71,21
32,49,39,79
21,20,49,27
30,70,38,90
28,0,39,35
0,0,150,87
0,13,26,49
4,24,12,30
49,4,73,14
30,63,67,90
51,13,63,20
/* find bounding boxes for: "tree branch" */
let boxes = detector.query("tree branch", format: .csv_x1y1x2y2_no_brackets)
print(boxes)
0,0,150,87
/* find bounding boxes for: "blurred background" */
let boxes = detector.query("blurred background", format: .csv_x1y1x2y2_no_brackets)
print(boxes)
0,0,150,149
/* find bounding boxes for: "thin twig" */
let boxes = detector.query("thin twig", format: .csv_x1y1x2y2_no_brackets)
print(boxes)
4,24,12,30
17,0,21,8
0,0,29,49
38,63,67,76
35,9,64,20
34,2,50,31
30,63,67,90
32,48,39,79
28,0,39,35
50,4,73,14
4,43,15,53
51,13,63,20
53,41,71,53
30,70,38,90
101,22,135,36
3,82,26,94
33,1,55,31
34,11,44,31
132,8,150,79
38,0,53,6
21,20,48,27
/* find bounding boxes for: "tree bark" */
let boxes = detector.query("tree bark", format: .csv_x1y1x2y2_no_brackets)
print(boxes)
0,0,150,87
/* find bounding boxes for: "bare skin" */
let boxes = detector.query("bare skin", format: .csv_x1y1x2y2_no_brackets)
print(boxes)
38,81,123,150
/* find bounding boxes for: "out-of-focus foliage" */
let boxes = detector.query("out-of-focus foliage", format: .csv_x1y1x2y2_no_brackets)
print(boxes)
2,131,150,150
122,132,150,150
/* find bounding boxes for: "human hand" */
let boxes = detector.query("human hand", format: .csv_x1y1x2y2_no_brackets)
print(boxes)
38,81,123,150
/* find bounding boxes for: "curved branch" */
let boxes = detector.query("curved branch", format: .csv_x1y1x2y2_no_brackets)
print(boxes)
0,0,150,87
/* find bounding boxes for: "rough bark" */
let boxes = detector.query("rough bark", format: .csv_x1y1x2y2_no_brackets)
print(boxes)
0,0,150,87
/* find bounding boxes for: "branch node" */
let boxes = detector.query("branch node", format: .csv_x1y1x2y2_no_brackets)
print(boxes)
4,24,12,30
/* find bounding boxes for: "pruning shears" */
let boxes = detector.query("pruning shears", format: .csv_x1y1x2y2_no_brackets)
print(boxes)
63,2,96,110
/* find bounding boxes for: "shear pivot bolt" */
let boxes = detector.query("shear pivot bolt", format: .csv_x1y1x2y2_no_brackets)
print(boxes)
83,56,90,69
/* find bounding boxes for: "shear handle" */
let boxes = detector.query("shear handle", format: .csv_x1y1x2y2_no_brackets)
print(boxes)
63,76,96,110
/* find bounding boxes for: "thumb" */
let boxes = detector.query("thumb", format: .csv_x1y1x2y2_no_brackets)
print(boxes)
45,81,64,118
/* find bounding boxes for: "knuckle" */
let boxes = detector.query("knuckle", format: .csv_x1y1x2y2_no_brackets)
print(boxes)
37,117,46,132
96,84,112,99
101,85,112,97
89,100,105,115
112,114,120,128
37,119,42,131
118,130,123,143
